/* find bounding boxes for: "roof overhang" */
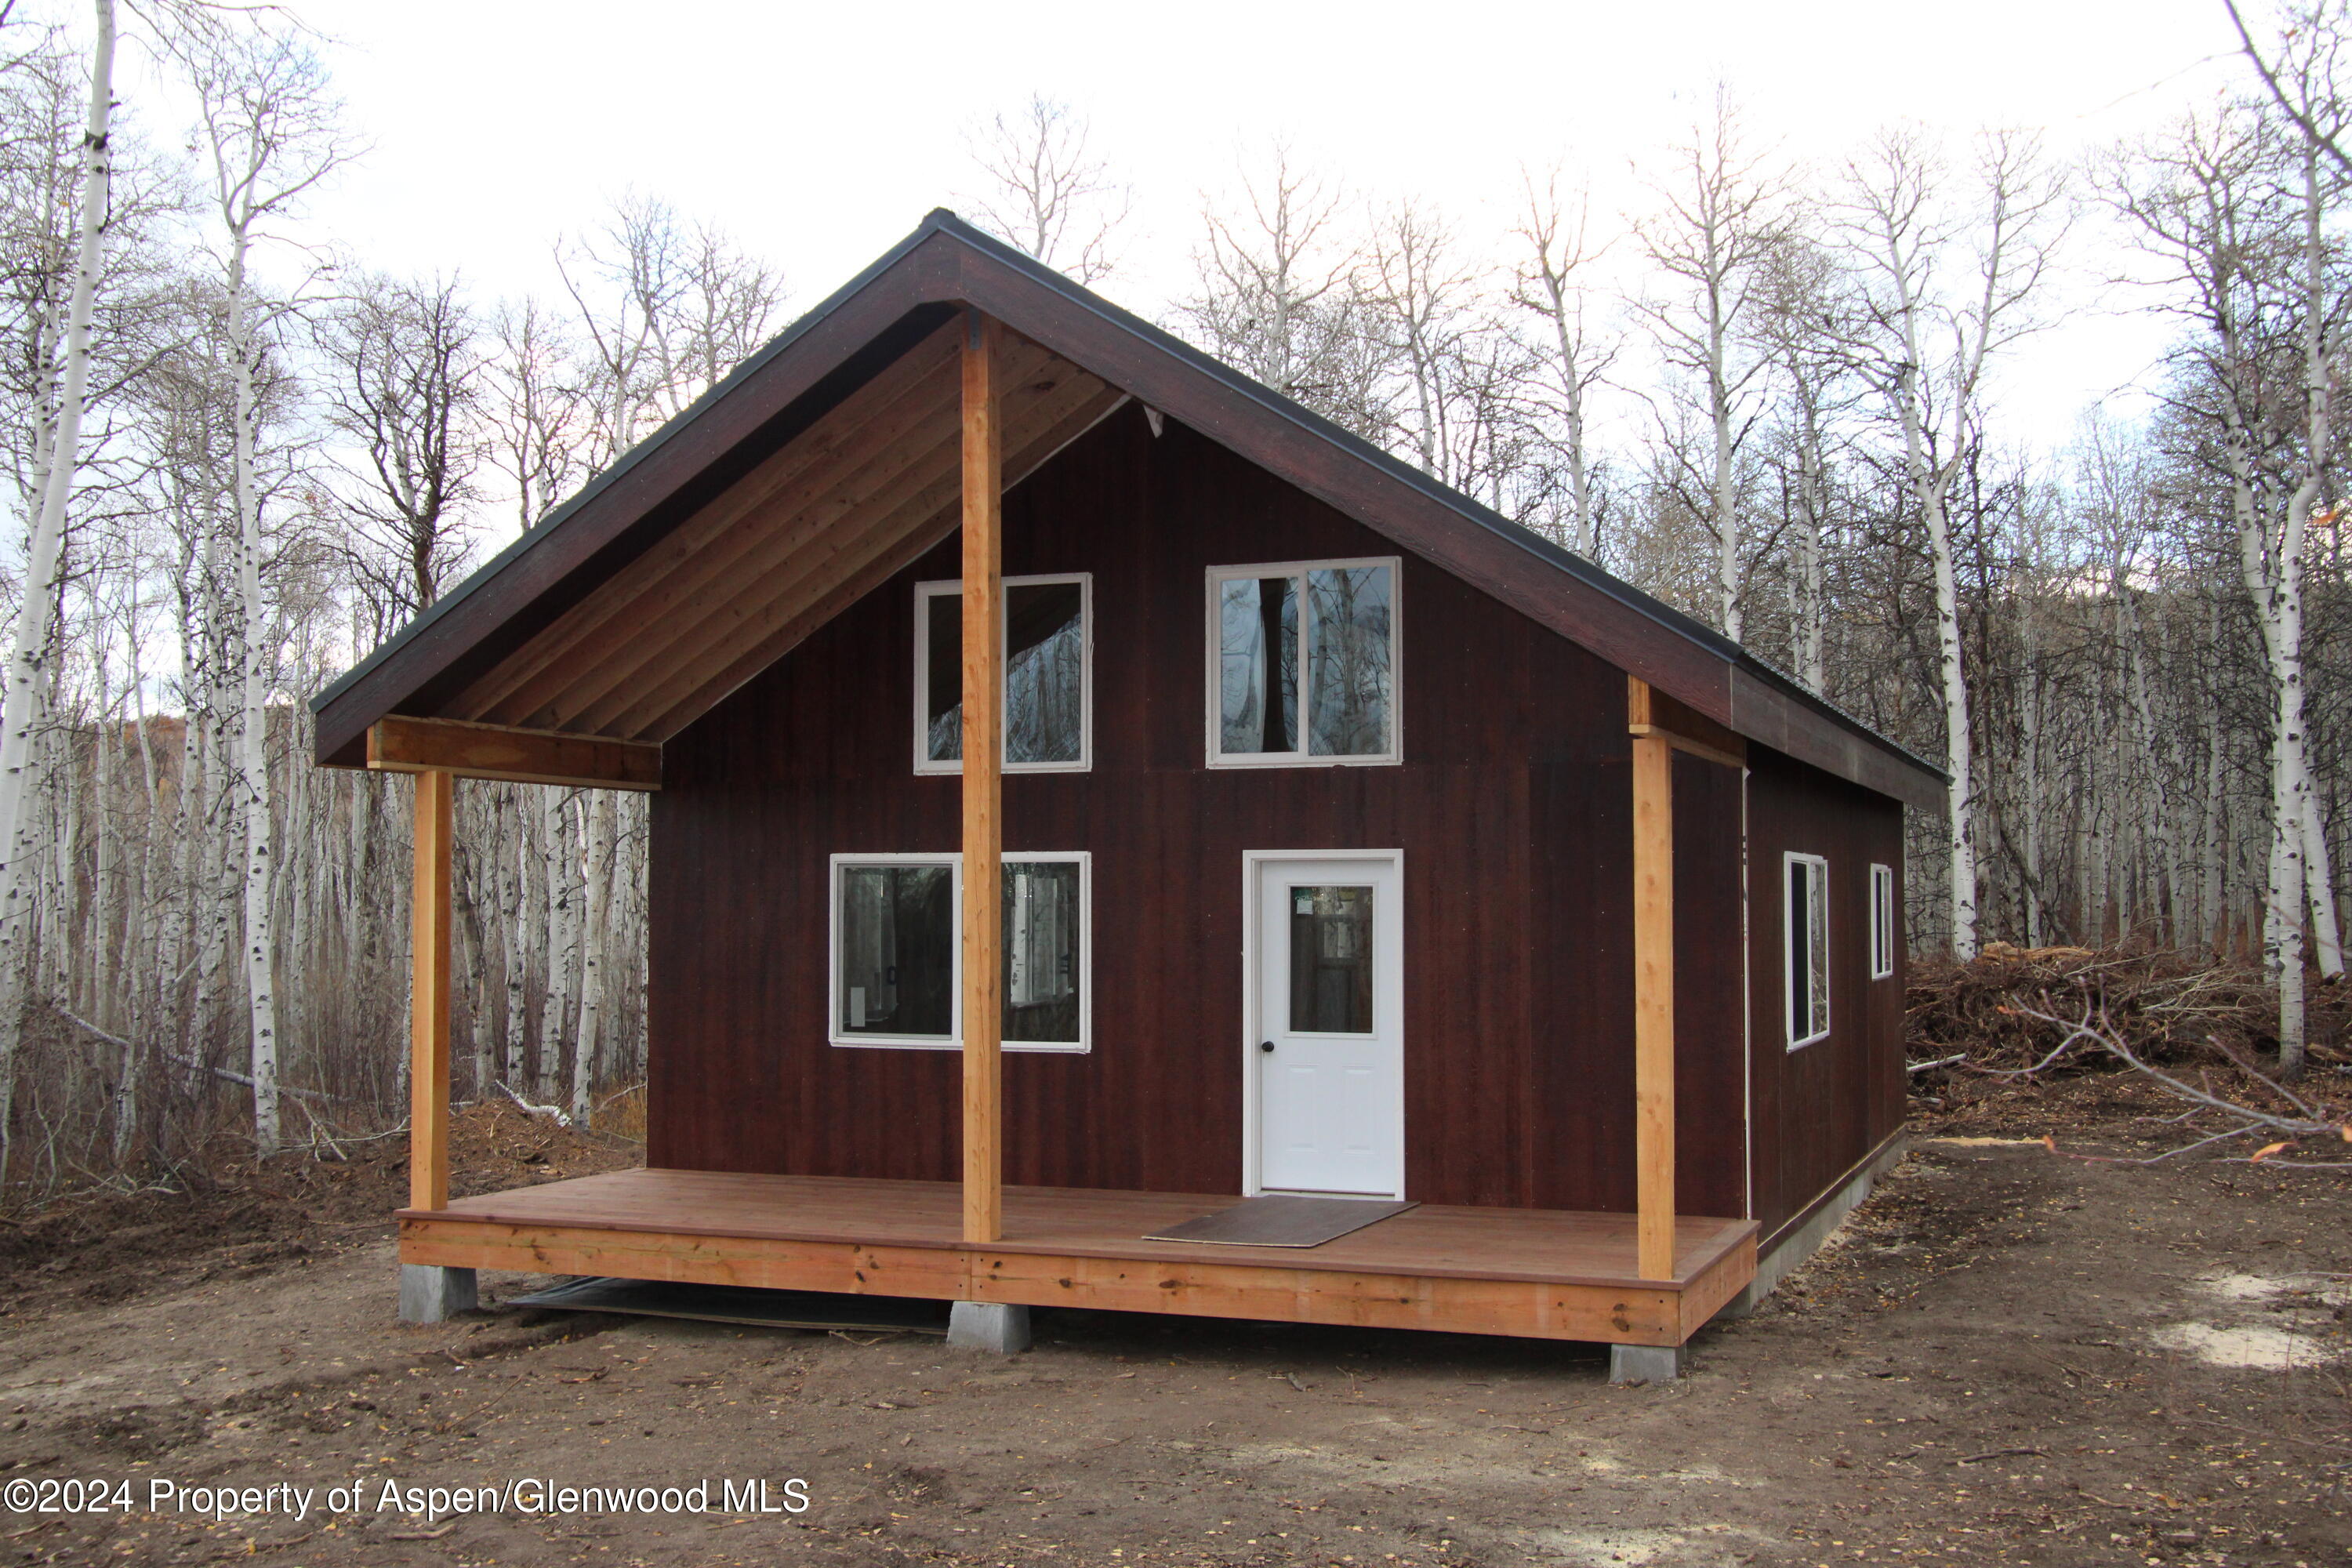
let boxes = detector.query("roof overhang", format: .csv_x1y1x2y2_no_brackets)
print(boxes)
312,212,1946,812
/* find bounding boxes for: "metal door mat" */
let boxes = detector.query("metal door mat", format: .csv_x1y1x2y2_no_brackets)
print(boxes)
1142,1196,1417,1247
506,1276,950,1334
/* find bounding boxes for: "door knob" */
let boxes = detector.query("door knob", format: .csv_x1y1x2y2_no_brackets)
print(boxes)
1259,1040,1276,1053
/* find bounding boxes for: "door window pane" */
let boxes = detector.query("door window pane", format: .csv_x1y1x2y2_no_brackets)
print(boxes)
1306,566,1392,757
1290,884,1374,1033
838,863,954,1038
1218,576,1297,754
1004,859,1080,1044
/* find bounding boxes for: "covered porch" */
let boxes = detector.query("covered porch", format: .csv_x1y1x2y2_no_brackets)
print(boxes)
398,1170,1756,1348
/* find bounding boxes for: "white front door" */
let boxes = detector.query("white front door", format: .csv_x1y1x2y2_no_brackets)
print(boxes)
1251,855,1403,1199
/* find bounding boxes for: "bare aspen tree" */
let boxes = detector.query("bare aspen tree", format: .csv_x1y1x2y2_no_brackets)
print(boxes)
960,94,1128,284
1842,125,2063,961
180,19,350,1150
1514,172,1617,558
1750,236,1856,694
1175,148,1395,438
487,297,584,534
0,0,109,1166
2111,96,2341,1071
1631,86,1793,641
315,272,486,615
557,194,786,465
1366,201,1478,481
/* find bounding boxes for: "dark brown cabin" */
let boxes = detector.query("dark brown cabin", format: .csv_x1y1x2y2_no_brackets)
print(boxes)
314,212,1943,1375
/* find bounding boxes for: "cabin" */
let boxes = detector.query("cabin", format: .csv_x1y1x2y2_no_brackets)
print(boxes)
311,212,1942,1381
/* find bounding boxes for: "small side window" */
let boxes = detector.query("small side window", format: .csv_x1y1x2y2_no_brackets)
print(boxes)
1785,852,1831,1050
1868,863,1896,981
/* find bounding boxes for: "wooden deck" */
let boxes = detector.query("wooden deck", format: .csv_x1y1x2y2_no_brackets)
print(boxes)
400,1170,1758,1347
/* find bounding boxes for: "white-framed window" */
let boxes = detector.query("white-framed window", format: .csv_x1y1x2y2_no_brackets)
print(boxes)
1869,862,1896,981
914,573,1091,775
829,851,1090,1053
1785,851,1831,1050
1207,557,1400,768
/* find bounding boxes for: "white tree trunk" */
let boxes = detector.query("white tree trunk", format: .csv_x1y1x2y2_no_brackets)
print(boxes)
1922,474,1977,958
224,224,282,1153
0,0,115,1167
535,789,576,1103
2299,764,2342,976
570,789,615,1123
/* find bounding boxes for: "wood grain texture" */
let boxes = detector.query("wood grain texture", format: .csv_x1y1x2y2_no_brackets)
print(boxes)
408,770,455,1211
367,715,659,790
396,1167,1758,1344
960,310,1005,1246
314,255,965,767
642,405,1787,1225
1630,728,1676,1281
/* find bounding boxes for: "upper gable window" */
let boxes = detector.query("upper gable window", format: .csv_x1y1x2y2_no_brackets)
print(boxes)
1208,557,1399,768
915,574,1091,775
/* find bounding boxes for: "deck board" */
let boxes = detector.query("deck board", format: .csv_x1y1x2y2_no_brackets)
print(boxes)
404,1168,1752,1290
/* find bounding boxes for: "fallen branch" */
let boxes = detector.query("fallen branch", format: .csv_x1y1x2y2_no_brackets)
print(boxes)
57,1008,344,1103
1909,1054,1967,1075
2002,994,2350,1166
494,1081,574,1127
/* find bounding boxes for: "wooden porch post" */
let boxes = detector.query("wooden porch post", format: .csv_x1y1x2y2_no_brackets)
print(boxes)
1628,678,1676,1282
409,767,455,1212
960,310,1004,1246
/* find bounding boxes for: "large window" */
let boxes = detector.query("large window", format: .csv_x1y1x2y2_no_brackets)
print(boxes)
1208,557,1399,767
1785,852,1831,1050
915,574,1091,774
829,852,1089,1052
1869,862,1896,981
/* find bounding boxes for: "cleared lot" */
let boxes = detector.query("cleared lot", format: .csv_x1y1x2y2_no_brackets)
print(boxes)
0,1105,2345,1567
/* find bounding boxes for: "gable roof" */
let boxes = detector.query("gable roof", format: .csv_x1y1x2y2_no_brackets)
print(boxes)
311,210,1945,811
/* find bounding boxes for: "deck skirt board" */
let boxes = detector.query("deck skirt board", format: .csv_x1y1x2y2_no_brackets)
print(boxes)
401,1168,1757,1346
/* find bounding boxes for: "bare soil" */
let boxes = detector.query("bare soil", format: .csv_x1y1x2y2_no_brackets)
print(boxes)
0,1096,2347,1568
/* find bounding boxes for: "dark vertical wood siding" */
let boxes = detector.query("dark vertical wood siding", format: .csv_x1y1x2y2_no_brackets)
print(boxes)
644,403,1872,1218
1743,745,1907,1243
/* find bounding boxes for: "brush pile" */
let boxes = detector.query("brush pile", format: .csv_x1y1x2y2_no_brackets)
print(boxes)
1905,946,2352,1161
1907,943,2350,1076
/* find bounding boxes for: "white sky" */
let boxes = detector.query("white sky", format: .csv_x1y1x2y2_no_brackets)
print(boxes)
131,0,2257,448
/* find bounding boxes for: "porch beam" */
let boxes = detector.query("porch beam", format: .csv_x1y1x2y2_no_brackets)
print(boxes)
1629,678,1677,1282
367,714,660,791
960,309,1005,1246
409,768,456,1212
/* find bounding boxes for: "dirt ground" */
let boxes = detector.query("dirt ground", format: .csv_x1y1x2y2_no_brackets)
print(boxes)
0,1090,2347,1568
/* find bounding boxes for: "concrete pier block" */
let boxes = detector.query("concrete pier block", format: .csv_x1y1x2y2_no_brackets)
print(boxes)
946,1301,1032,1353
398,1263,478,1324
1608,1343,1685,1384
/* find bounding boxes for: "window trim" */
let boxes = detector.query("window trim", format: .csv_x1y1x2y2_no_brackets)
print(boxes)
1784,851,1831,1051
1203,556,1403,769
1868,862,1896,981
826,850,1091,1054
913,572,1093,776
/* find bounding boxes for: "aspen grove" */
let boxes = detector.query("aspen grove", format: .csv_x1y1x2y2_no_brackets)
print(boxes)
2,2,2350,1198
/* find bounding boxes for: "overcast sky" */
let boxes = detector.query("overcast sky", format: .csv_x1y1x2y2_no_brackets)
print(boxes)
134,0,2259,449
